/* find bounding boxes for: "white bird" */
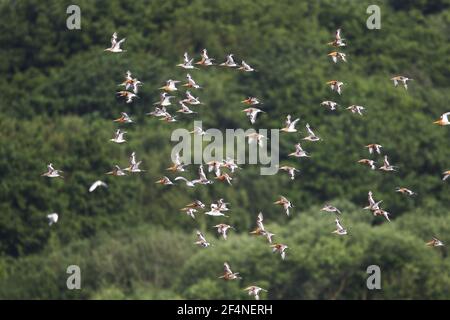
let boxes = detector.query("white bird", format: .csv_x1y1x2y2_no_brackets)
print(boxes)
192,165,214,185
106,165,126,176
222,158,240,173
182,90,202,105
177,52,197,69
358,159,376,170
242,107,264,124
241,97,262,105
270,243,288,260
274,196,293,216
250,212,275,244
177,101,197,114
220,54,238,67
147,106,169,117
47,213,59,226
373,209,391,222
328,51,347,63
288,143,310,158
195,230,212,248
426,237,444,247
395,187,416,196
117,90,138,104
433,112,450,126
332,218,347,235
154,92,175,107
303,123,321,141
364,191,383,211
279,165,300,180
328,28,346,47
322,204,341,215
196,49,215,66
174,176,197,187
246,132,266,147
213,223,234,240
347,105,365,116
365,144,382,155
442,170,450,181
238,60,256,72
41,163,63,178
326,80,344,95
320,100,339,111
281,114,300,133
89,180,108,192
125,152,145,173
113,112,133,124
391,76,413,90
110,129,127,144
219,262,241,280
160,79,180,92
183,74,201,89
379,155,397,172
180,207,197,219
155,176,174,185
190,126,207,136
104,32,126,52
243,286,267,300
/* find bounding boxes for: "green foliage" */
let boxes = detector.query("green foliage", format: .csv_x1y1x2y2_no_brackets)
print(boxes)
0,0,449,299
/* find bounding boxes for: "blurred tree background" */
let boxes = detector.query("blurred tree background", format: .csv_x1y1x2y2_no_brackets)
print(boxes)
0,0,449,299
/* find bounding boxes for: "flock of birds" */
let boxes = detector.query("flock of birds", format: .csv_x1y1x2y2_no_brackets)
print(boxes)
39,29,449,300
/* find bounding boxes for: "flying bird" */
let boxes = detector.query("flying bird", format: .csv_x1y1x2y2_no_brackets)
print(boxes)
113,112,133,124
41,163,63,178
281,115,300,133
332,218,347,235
104,32,126,52
365,144,382,155
358,159,376,170
391,76,413,90
426,237,444,247
195,230,212,248
327,80,344,95
270,243,288,260
347,105,365,116
177,52,197,69
279,165,300,180
274,196,293,216
288,143,310,158
433,112,450,126
395,187,416,196
322,204,342,215
89,180,108,192
220,54,238,67
159,79,180,92
303,123,321,142
213,224,234,240
238,60,256,72
379,155,397,172
320,100,339,111
328,51,347,63
219,262,241,280
106,165,126,176
155,176,174,185
242,108,264,124
243,286,267,300
117,90,138,104
47,213,59,226
110,129,127,144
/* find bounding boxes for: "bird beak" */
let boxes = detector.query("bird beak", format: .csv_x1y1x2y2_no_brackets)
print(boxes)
433,120,441,125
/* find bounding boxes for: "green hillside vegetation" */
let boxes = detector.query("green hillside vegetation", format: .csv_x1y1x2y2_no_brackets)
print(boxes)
0,0,449,299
